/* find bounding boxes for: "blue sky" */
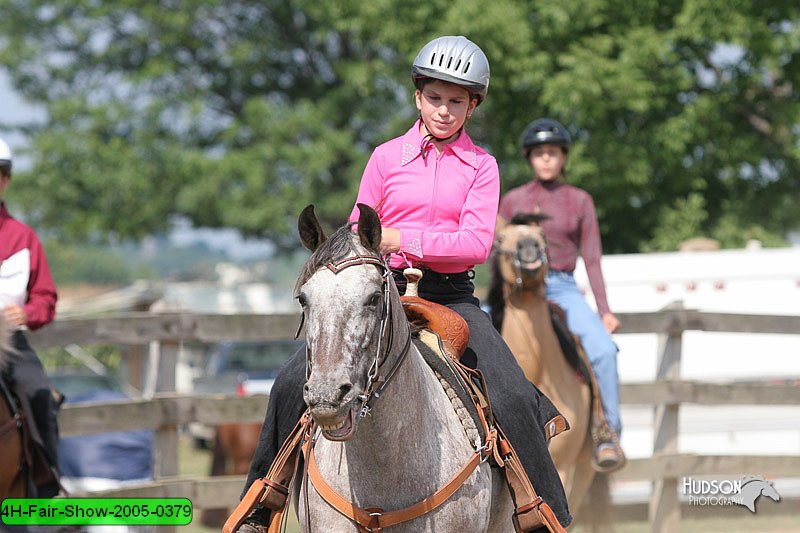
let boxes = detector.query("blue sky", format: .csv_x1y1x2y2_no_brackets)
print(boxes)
0,71,46,169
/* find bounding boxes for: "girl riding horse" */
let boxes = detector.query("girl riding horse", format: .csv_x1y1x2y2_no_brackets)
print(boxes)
235,36,571,532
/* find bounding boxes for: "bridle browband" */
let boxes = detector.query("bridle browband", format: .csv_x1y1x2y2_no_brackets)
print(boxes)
298,253,412,421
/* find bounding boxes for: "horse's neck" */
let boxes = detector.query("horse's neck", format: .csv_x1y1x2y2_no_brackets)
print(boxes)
503,287,562,382
354,347,455,460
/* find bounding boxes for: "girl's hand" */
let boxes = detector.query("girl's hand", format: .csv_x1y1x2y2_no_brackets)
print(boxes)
602,312,620,333
379,227,401,255
4,304,27,327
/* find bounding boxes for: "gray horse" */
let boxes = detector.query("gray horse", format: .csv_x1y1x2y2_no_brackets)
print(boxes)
293,203,513,532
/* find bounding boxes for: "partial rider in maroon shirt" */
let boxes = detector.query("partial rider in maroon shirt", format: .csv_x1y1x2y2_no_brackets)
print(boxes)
498,118,625,473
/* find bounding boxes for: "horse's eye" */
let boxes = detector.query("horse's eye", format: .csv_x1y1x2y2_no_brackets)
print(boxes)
297,293,308,308
366,292,382,307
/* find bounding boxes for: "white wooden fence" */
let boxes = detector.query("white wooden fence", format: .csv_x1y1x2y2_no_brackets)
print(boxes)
31,307,800,532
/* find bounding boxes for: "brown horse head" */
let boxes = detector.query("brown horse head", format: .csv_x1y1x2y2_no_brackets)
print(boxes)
488,213,550,330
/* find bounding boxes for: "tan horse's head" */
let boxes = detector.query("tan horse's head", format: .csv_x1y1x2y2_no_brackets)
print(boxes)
494,213,550,290
487,213,551,330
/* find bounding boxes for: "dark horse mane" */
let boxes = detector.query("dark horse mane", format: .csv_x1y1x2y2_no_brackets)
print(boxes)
509,212,550,225
295,222,365,292
487,212,552,332
486,251,506,333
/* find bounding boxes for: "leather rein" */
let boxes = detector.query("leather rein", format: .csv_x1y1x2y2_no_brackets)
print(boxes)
298,253,493,532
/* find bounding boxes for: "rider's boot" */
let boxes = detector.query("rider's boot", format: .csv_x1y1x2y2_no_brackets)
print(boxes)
579,346,626,473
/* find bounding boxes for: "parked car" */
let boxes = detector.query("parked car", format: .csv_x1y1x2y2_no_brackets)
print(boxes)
189,339,302,446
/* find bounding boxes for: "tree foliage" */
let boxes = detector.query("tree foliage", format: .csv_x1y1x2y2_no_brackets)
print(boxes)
1,0,799,252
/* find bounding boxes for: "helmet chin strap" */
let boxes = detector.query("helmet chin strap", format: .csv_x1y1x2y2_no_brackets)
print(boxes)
419,126,463,160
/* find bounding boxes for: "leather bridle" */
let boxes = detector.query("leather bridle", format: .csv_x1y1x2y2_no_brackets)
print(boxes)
298,254,412,421
495,232,549,290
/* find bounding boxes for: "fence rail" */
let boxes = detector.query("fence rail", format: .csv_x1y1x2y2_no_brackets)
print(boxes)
37,305,800,532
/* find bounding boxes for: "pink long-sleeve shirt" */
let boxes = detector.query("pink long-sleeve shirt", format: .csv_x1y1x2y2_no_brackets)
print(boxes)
349,121,499,274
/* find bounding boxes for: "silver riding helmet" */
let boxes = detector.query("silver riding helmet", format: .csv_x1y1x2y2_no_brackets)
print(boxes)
411,36,490,104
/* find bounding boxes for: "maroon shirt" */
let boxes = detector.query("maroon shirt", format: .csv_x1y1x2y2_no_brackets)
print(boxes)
0,203,58,330
499,179,612,315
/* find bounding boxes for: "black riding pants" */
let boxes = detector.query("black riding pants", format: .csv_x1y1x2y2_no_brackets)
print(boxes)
241,276,572,529
4,331,60,497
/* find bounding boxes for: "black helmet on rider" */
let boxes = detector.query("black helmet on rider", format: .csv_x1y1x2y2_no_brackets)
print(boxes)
411,36,490,105
520,118,571,158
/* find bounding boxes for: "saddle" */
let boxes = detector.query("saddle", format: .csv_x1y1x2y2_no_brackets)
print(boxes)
223,269,566,533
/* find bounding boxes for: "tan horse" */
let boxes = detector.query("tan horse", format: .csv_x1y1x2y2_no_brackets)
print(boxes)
488,214,596,513
0,315,27,500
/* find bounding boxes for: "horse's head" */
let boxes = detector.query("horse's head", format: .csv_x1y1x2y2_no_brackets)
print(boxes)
494,213,550,291
296,204,405,441
741,476,781,502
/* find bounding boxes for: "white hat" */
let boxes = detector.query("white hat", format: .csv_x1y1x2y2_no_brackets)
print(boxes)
0,137,11,165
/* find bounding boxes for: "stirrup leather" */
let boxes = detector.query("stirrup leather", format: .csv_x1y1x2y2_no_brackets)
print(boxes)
223,414,313,533
494,426,567,533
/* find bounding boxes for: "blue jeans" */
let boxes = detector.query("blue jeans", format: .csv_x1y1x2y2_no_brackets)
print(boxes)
545,271,621,434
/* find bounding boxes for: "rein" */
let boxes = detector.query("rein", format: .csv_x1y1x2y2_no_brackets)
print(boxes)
0,376,23,440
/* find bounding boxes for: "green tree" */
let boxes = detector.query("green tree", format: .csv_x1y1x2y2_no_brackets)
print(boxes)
1,0,799,252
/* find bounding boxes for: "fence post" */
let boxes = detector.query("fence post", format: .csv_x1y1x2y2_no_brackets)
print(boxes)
152,339,180,533
649,300,684,533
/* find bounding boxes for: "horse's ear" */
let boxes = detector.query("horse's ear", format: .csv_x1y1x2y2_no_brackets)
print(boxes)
356,203,382,252
495,215,507,234
298,204,327,252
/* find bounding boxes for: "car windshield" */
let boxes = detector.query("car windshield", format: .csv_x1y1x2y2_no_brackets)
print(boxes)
48,373,123,399
209,340,301,374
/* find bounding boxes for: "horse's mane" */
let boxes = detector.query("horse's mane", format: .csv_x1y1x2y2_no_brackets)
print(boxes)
295,222,365,293
486,251,505,332
509,212,550,225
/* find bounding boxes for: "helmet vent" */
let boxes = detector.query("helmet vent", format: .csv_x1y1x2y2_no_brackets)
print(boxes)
447,56,453,69
438,54,444,67
455,59,462,71
464,61,471,73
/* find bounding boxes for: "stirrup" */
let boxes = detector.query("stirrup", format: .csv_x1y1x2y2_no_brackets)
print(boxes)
235,520,269,533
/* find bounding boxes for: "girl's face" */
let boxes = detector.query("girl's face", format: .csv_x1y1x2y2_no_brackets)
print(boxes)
415,80,477,140
528,144,568,181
